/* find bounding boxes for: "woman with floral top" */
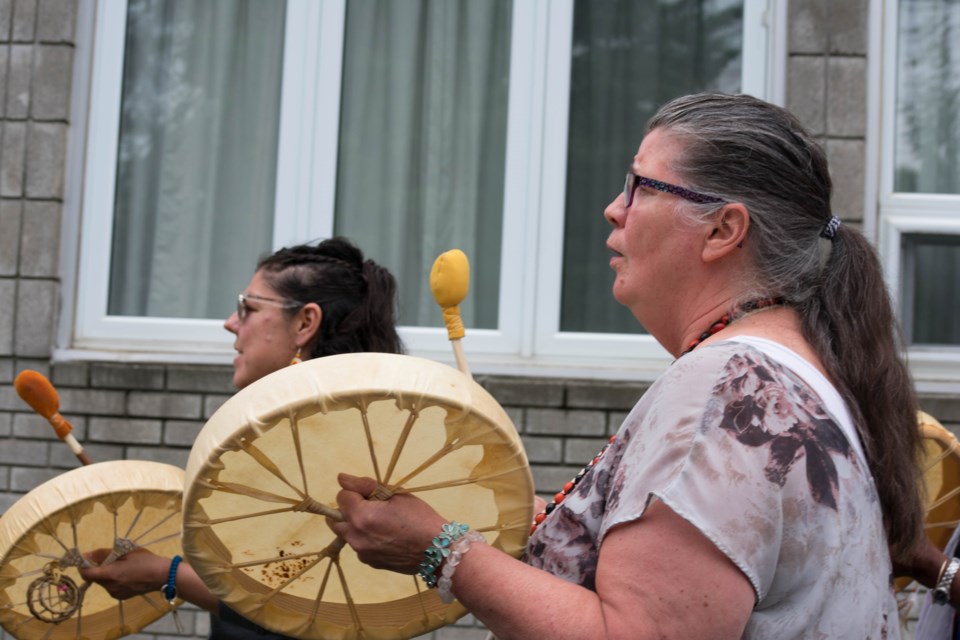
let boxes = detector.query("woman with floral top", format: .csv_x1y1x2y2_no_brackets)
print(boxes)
328,93,927,639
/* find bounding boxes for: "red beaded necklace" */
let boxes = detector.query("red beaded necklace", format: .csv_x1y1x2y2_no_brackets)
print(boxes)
680,297,784,355
529,296,785,535
531,434,616,534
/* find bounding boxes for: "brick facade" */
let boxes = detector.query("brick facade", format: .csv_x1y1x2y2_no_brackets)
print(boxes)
0,1,955,639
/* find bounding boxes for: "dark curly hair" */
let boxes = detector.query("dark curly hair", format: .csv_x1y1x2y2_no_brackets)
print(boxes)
256,237,404,359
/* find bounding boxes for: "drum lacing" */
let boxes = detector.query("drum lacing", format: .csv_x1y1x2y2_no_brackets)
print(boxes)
293,496,341,518
368,485,395,501
293,485,395,520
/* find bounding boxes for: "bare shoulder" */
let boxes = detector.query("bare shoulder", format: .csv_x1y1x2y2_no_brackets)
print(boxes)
713,307,833,382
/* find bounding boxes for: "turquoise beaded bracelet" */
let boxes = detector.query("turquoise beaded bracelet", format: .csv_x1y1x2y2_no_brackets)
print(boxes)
161,555,182,603
417,521,470,588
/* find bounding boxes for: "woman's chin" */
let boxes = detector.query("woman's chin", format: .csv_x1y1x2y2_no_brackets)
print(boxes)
610,282,630,308
232,368,249,390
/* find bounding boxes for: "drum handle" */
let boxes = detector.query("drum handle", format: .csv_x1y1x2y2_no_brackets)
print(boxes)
14,370,93,465
430,249,473,378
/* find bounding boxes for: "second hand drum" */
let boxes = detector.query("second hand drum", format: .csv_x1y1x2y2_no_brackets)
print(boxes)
0,371,185,640
0,461,184,640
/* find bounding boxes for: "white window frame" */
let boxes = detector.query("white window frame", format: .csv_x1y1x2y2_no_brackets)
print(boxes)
530,0,780,373
61,0,782,378
876,0,960,388
69,0,329,359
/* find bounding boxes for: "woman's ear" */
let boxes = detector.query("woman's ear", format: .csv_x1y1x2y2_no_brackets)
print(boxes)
294,302,323,347
703,203,749,263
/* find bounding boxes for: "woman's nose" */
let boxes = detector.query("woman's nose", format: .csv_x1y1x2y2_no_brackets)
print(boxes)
224,312,239,334
604,195,626,227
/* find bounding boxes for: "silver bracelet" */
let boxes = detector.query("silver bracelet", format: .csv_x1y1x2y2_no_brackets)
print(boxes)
436,530,486,604
934,557,960,605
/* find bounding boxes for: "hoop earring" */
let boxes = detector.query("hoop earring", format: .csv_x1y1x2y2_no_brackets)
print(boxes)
290,348,302,366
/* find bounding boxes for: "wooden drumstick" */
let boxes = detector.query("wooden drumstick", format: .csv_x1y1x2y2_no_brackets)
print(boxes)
430,249,472,378
14,370,93,466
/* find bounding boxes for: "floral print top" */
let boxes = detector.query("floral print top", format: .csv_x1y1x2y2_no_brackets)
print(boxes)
523,337,897,639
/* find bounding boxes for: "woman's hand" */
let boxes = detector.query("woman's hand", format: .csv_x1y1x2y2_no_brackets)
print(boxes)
891,536,949,589
78,547,169,600
328,473,447,574
79,548,219,611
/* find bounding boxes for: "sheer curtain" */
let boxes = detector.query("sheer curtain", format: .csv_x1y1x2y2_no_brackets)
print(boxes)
895,1,960,195
560,0,743,333
895,1,960,345
109,0,285,319
334,0,512,329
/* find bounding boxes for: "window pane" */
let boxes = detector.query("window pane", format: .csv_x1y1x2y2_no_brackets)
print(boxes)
334,0,511,329
108,0,285,319
560,0,744,333
901,234,960,346
894,1,960,194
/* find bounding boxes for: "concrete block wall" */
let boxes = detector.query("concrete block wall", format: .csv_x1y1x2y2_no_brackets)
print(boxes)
787,0,871,223
1,0,77,505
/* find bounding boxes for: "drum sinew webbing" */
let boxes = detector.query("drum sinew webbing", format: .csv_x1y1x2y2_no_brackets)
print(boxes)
182,353,533,640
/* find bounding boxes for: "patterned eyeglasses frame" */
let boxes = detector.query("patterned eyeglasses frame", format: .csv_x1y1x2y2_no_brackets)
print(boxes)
623,171,726,207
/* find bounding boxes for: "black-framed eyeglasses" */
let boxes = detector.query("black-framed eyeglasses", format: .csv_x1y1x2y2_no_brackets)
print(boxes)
236,293,304,322
623,172,725,207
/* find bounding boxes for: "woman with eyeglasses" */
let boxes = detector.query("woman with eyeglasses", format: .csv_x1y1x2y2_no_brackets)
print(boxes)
79,236,403,639
327,94,925,638
227,237,403,389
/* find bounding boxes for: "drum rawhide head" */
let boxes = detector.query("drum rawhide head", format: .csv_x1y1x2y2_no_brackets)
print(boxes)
0,460,184,640
182,352,533,640
916,412,960,551
895,411,960,592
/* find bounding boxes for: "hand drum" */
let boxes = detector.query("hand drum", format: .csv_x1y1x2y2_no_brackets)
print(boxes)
182,353,533,639
0,461,184,640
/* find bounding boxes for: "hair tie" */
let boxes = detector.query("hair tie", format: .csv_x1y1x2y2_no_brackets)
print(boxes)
820,215,841,240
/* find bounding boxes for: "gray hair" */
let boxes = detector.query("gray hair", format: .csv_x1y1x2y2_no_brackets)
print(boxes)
648,93,832,306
